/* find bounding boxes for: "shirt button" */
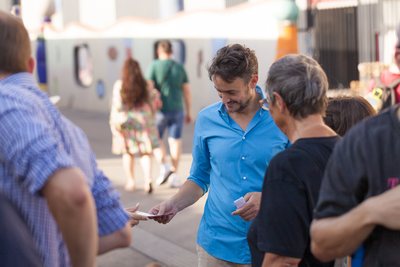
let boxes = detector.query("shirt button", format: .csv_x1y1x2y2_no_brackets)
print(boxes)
241,156,245,160
242,136,246,140
243,176,247,180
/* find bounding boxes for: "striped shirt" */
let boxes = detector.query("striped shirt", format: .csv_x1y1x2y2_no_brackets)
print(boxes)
0,73,129,266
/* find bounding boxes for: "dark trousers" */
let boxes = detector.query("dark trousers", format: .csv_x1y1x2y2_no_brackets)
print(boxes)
0,193,41,266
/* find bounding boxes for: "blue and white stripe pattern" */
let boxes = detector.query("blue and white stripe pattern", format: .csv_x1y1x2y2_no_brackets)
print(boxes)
0,73,129,267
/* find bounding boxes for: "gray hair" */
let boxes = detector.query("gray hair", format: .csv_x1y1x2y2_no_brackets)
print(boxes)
265,54,328,119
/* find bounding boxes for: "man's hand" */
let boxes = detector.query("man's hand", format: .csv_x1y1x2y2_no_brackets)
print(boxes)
263,253,301,267
149,199,179,224
182,83,192,124
126,204,148,227
232,192,261,221
185,114,192,124
149,181,204,224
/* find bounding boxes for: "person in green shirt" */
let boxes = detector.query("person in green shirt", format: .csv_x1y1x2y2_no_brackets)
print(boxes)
147,40,192,188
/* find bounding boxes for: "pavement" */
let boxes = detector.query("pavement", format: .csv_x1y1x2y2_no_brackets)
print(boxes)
59,107,205,267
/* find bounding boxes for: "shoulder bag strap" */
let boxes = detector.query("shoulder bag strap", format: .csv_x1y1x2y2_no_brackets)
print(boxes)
158,61,175,90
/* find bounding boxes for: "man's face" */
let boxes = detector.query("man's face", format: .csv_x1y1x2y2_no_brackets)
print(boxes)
212,75,256,113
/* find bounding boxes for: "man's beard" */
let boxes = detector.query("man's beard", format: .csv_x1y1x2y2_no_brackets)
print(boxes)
226,97,252,113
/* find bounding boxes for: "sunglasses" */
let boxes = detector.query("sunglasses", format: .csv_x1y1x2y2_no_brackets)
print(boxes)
260,91,274,111
260,98,269,111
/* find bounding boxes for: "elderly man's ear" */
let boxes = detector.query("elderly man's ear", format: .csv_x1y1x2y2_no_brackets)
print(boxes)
28,57,35,73
273,92,286,113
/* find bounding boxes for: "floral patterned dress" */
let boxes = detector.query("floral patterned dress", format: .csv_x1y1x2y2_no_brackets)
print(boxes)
109,80,160,156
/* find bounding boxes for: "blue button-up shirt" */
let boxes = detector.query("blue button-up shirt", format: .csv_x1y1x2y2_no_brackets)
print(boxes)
188,86,288,264
0,73,129,267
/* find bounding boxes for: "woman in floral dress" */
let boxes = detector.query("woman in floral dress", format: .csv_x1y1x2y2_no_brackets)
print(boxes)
110,58,162,193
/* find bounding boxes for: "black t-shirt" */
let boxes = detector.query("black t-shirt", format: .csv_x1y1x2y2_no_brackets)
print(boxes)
248,136,338,267
0,194,41,266
315,105,400,266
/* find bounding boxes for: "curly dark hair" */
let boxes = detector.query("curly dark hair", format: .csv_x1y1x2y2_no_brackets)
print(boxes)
120,58,149,109
208,44,258,83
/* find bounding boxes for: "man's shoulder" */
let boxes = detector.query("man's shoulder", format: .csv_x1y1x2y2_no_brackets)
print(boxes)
174,61,185,68
148,60,162,69
346,108,394,140
0,84,33,111
171,61,187,72
271,141,325,165
195,102,222,125
330,109,394,164
268,148,294,169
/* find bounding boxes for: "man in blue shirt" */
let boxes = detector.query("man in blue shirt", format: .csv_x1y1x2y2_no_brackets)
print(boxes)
0,10,135,266
150,44,288,266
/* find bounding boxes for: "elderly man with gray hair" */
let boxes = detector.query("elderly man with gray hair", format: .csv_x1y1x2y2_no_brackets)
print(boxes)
247,54,338,267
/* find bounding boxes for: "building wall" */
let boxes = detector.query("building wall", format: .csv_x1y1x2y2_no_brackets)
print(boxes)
79,0,116,28
184,0,225,11
0,0,12,12
225,0,248,8
115,0,160,19
55,0,79,28
355,0,400,64
378,0,400,63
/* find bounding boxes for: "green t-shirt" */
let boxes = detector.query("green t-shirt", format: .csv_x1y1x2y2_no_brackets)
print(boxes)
146,59,189,112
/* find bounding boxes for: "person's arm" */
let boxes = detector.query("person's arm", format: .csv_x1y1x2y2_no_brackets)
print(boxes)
311,185,400,261
109,80,125,133
146,62,157,90
147,80,156,90
262,253,301,267
42,167,97,267
90,158,131,254
98,224,131,254
310,211,373,262
60,118,132,256
149,180,204,224
149,113,209,223
182,83,192,123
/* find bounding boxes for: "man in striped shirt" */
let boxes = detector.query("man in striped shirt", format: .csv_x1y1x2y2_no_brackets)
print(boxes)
0,11,132,266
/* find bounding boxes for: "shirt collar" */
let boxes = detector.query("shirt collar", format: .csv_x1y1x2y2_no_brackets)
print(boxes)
0,72,36,88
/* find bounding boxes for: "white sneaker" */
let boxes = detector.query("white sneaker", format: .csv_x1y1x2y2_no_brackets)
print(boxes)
156,165,173,186
169,173,182,188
